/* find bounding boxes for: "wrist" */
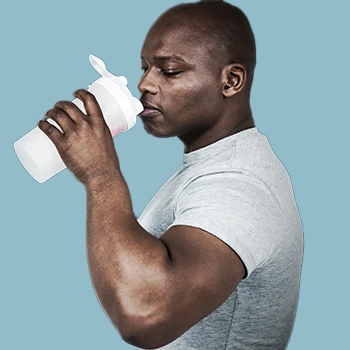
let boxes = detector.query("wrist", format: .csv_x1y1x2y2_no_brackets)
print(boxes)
85,169,124,193
85,169,135,220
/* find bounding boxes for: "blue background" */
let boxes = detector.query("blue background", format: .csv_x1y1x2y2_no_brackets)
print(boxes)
1,0,349,348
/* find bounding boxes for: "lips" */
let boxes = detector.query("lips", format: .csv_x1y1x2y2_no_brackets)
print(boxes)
139,100,161,117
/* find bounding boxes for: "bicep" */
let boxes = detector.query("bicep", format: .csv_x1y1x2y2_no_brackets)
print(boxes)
150,224,245,347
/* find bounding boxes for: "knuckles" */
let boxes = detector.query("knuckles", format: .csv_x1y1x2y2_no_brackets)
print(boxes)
45,107,67,120
54,100,76,110
75,89,96,100
54,109,65,118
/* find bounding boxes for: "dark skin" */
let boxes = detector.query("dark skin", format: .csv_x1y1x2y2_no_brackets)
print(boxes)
139,17,255,153
39,9,252,349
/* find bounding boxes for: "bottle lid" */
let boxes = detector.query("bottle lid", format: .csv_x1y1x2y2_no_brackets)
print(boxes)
89,55,143,130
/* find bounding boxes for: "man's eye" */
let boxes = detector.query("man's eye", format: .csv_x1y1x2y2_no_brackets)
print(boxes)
162,70,182,77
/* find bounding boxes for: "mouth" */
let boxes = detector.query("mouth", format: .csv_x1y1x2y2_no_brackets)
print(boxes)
139,101,162,117
139,108,161,117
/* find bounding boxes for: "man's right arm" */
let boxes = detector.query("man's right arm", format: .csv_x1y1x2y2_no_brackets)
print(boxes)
123,224,245,349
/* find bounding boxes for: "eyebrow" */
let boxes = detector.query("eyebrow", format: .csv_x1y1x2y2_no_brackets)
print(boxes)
141,55,187,63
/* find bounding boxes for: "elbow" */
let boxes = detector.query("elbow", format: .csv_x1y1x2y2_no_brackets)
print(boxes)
122,329,166,349
104,294,160,348
120,311,172,349
113,251,175,347
120,317,156,349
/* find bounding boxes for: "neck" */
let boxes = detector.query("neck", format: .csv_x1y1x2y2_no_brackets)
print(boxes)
182,105,255,154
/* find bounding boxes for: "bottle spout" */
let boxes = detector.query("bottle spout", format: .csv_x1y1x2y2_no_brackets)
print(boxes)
89,54,114,78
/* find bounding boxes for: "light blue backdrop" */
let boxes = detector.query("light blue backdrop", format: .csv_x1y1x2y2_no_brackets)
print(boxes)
1,0,349,349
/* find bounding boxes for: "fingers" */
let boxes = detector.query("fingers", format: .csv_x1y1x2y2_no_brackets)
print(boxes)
53,100,86,124
38,118,64,144
45,107,76,132
38,89,105,145
73,89,104,123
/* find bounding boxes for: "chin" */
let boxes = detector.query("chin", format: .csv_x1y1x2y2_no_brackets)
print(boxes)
143,124,177,138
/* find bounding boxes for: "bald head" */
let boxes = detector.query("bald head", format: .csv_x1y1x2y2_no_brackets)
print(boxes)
151,1,256,85
138,0,256,149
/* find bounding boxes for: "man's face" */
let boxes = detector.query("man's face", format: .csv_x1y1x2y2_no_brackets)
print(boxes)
138,18,224,139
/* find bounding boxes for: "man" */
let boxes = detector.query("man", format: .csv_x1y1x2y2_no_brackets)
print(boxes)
38,0,304,349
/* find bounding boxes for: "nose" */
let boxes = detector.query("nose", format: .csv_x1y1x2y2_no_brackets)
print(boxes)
138,68,158,95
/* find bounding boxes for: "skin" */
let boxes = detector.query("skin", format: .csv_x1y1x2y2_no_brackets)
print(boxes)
139,15,255,153
38,4,252,349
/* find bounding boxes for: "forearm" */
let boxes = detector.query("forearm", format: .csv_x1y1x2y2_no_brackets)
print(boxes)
85,173,172,337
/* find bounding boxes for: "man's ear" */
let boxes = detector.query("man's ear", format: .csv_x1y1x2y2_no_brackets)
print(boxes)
221,64,246,98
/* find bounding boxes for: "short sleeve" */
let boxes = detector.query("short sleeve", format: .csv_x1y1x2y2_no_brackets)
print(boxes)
166,169,284,279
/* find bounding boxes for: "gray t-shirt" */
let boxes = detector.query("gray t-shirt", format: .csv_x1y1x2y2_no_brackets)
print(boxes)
137,127,304,349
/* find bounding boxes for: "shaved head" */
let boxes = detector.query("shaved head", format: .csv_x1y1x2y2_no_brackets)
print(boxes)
151,0,256,87
138,0,257,150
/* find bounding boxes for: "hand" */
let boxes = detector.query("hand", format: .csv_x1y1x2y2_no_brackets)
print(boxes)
38,89,121,186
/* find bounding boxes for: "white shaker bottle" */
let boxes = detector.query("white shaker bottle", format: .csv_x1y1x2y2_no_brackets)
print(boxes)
14,54,143,183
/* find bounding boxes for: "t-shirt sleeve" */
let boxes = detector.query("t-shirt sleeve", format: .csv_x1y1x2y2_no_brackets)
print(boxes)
166,169,284,279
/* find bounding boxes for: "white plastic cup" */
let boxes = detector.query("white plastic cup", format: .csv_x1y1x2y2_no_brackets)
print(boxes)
14,55,143,183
